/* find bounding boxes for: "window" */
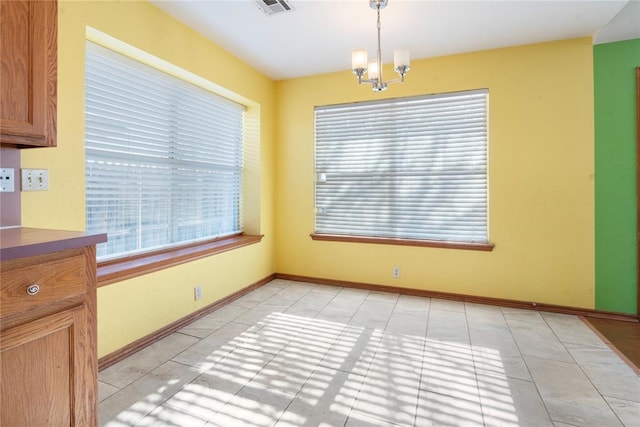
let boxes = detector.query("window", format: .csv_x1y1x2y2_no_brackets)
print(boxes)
314,89,489,246
85,42,245,261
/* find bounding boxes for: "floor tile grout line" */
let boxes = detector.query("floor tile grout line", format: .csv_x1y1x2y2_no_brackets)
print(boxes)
329,287,370,328
97,378,123,392
180,308,305,427
247,294,354,426
329,321,379,427
347,291,412,427
165,319,284,420
414,300,433,427
269,286,372,427
340,326,384,422
601,393,640,405
500,307,556,426
199,346,280,426
464,301,490,427
102,359,200,425
541,313,630,426
283,283,338,319
516,353,625,427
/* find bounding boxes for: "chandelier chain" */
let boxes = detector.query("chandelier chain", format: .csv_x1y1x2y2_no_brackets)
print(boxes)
376,3,383,86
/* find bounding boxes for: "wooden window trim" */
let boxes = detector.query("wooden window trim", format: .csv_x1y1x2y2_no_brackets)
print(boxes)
97,234,263,287
310,233,494,252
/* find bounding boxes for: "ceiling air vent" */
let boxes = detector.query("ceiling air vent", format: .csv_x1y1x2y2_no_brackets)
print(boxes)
254,0,294,16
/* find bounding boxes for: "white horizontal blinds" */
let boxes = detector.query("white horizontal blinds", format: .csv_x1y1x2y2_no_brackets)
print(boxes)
315,89,488,243
85,42,244,260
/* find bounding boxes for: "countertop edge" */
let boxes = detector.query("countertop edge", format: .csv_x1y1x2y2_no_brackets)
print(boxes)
1,227,108,261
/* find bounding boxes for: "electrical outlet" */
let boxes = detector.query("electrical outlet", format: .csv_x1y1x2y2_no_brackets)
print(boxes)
194,285,202,301
0,168,15,192
21,169,48,191
392,266,400,279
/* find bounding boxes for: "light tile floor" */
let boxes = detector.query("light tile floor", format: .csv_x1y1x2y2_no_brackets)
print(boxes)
98,279,640,427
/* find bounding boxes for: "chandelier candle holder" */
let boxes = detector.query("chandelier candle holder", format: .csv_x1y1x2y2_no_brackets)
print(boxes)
352,0,410,92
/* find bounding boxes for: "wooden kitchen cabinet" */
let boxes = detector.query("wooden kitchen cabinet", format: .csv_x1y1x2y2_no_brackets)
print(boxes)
1,306,87,425
1,229,107,426
0,0,57,147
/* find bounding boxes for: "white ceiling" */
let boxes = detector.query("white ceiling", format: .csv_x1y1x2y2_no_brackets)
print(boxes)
150,0,640,80
594,0,640,43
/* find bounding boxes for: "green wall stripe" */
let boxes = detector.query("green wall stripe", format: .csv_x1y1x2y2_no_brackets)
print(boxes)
594,38,640,315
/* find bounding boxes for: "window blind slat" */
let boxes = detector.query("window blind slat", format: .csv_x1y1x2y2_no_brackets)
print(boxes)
314,89,488,244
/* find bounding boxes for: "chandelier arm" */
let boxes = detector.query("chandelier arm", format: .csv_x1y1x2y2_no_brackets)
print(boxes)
384,76,405,85
359,78,377,85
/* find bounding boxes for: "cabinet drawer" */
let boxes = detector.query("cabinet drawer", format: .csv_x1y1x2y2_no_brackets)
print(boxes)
1,255,86,317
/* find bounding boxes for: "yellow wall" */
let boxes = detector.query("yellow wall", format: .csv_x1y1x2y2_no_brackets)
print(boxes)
21,0,276,357
275,38,595,308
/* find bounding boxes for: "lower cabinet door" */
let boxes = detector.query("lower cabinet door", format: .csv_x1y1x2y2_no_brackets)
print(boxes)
1,306,85,426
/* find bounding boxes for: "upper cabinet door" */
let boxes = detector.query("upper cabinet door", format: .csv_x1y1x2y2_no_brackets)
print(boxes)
0,0,57,147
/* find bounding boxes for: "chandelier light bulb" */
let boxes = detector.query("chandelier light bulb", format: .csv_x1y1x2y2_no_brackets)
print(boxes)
368,59,380,80
394,48,410,73
352,49,368,71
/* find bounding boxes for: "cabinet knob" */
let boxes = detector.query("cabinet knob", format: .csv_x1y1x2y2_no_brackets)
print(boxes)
26,284,40,296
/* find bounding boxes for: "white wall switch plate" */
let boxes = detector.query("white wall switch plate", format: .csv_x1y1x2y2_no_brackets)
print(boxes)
0,168,15,192
21,169,49,191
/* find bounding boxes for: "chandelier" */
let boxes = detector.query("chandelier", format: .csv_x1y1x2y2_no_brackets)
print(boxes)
351,0,410,92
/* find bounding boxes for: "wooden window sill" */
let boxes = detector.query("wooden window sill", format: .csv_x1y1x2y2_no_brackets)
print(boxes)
97,234,263,287
310,233,494,252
